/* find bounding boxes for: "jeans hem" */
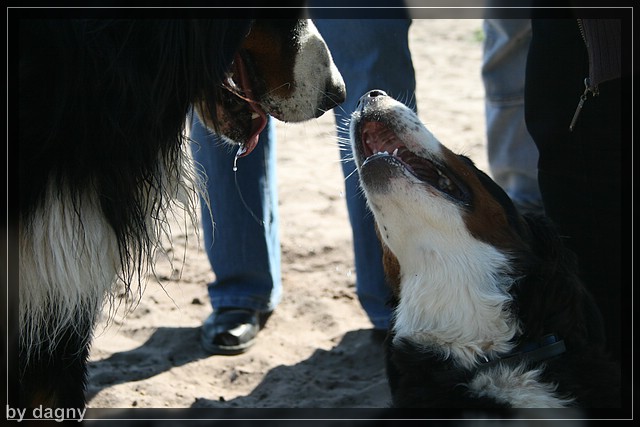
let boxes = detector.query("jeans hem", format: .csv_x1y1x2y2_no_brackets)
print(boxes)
209,296,278,313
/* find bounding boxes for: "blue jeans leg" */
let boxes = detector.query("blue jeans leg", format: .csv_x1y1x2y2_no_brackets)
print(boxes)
314,19,416,330
190,116,281,313
482,18,543,214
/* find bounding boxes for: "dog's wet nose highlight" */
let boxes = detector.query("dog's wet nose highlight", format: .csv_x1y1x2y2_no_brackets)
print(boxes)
367,89,387,98
357,89,388,110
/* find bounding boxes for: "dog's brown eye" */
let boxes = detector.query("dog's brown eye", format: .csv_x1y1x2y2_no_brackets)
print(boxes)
221,89,247,114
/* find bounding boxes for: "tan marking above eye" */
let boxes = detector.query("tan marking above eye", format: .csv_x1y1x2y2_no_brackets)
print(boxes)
239,23,296,99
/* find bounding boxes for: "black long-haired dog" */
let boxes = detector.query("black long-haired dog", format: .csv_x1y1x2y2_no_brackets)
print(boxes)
17,15,345,408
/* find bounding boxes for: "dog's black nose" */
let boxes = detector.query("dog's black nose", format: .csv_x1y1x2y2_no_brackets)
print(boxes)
356,89,388,111
366,89,387,98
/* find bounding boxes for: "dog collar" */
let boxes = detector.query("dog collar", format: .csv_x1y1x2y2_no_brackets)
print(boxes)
479,334,567,370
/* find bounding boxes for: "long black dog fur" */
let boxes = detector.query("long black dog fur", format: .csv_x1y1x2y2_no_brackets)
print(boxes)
18,18,253,408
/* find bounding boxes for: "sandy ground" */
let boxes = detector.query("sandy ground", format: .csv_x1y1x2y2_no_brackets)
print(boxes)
85,19,489,414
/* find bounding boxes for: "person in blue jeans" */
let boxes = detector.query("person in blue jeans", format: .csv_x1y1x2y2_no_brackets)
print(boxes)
190,118,281,355
482,18,543,215
191,18,417,355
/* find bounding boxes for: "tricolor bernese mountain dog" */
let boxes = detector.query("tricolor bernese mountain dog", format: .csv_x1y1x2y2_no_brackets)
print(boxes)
17,16,345,409
350,90,620,408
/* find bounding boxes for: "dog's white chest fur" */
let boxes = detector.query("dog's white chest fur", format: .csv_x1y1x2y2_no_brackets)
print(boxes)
382,201,518,366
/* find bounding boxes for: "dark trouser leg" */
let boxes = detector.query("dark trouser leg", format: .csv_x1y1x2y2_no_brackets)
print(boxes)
525,19,622,361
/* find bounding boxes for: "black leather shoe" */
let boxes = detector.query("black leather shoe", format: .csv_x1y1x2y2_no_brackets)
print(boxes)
200,308,271,355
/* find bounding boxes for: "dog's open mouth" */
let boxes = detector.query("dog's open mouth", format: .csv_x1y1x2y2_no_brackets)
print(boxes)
225,53,268,158
360,121,468,202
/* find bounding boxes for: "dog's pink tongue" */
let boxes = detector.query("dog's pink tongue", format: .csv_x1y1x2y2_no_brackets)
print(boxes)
241,109,267,158
233,53,267,158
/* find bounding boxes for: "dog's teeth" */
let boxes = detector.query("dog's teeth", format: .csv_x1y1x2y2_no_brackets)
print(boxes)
392,148,399,157
251,112,260,120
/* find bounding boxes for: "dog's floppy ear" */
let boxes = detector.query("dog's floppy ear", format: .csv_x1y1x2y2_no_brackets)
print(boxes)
471,165,530,241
